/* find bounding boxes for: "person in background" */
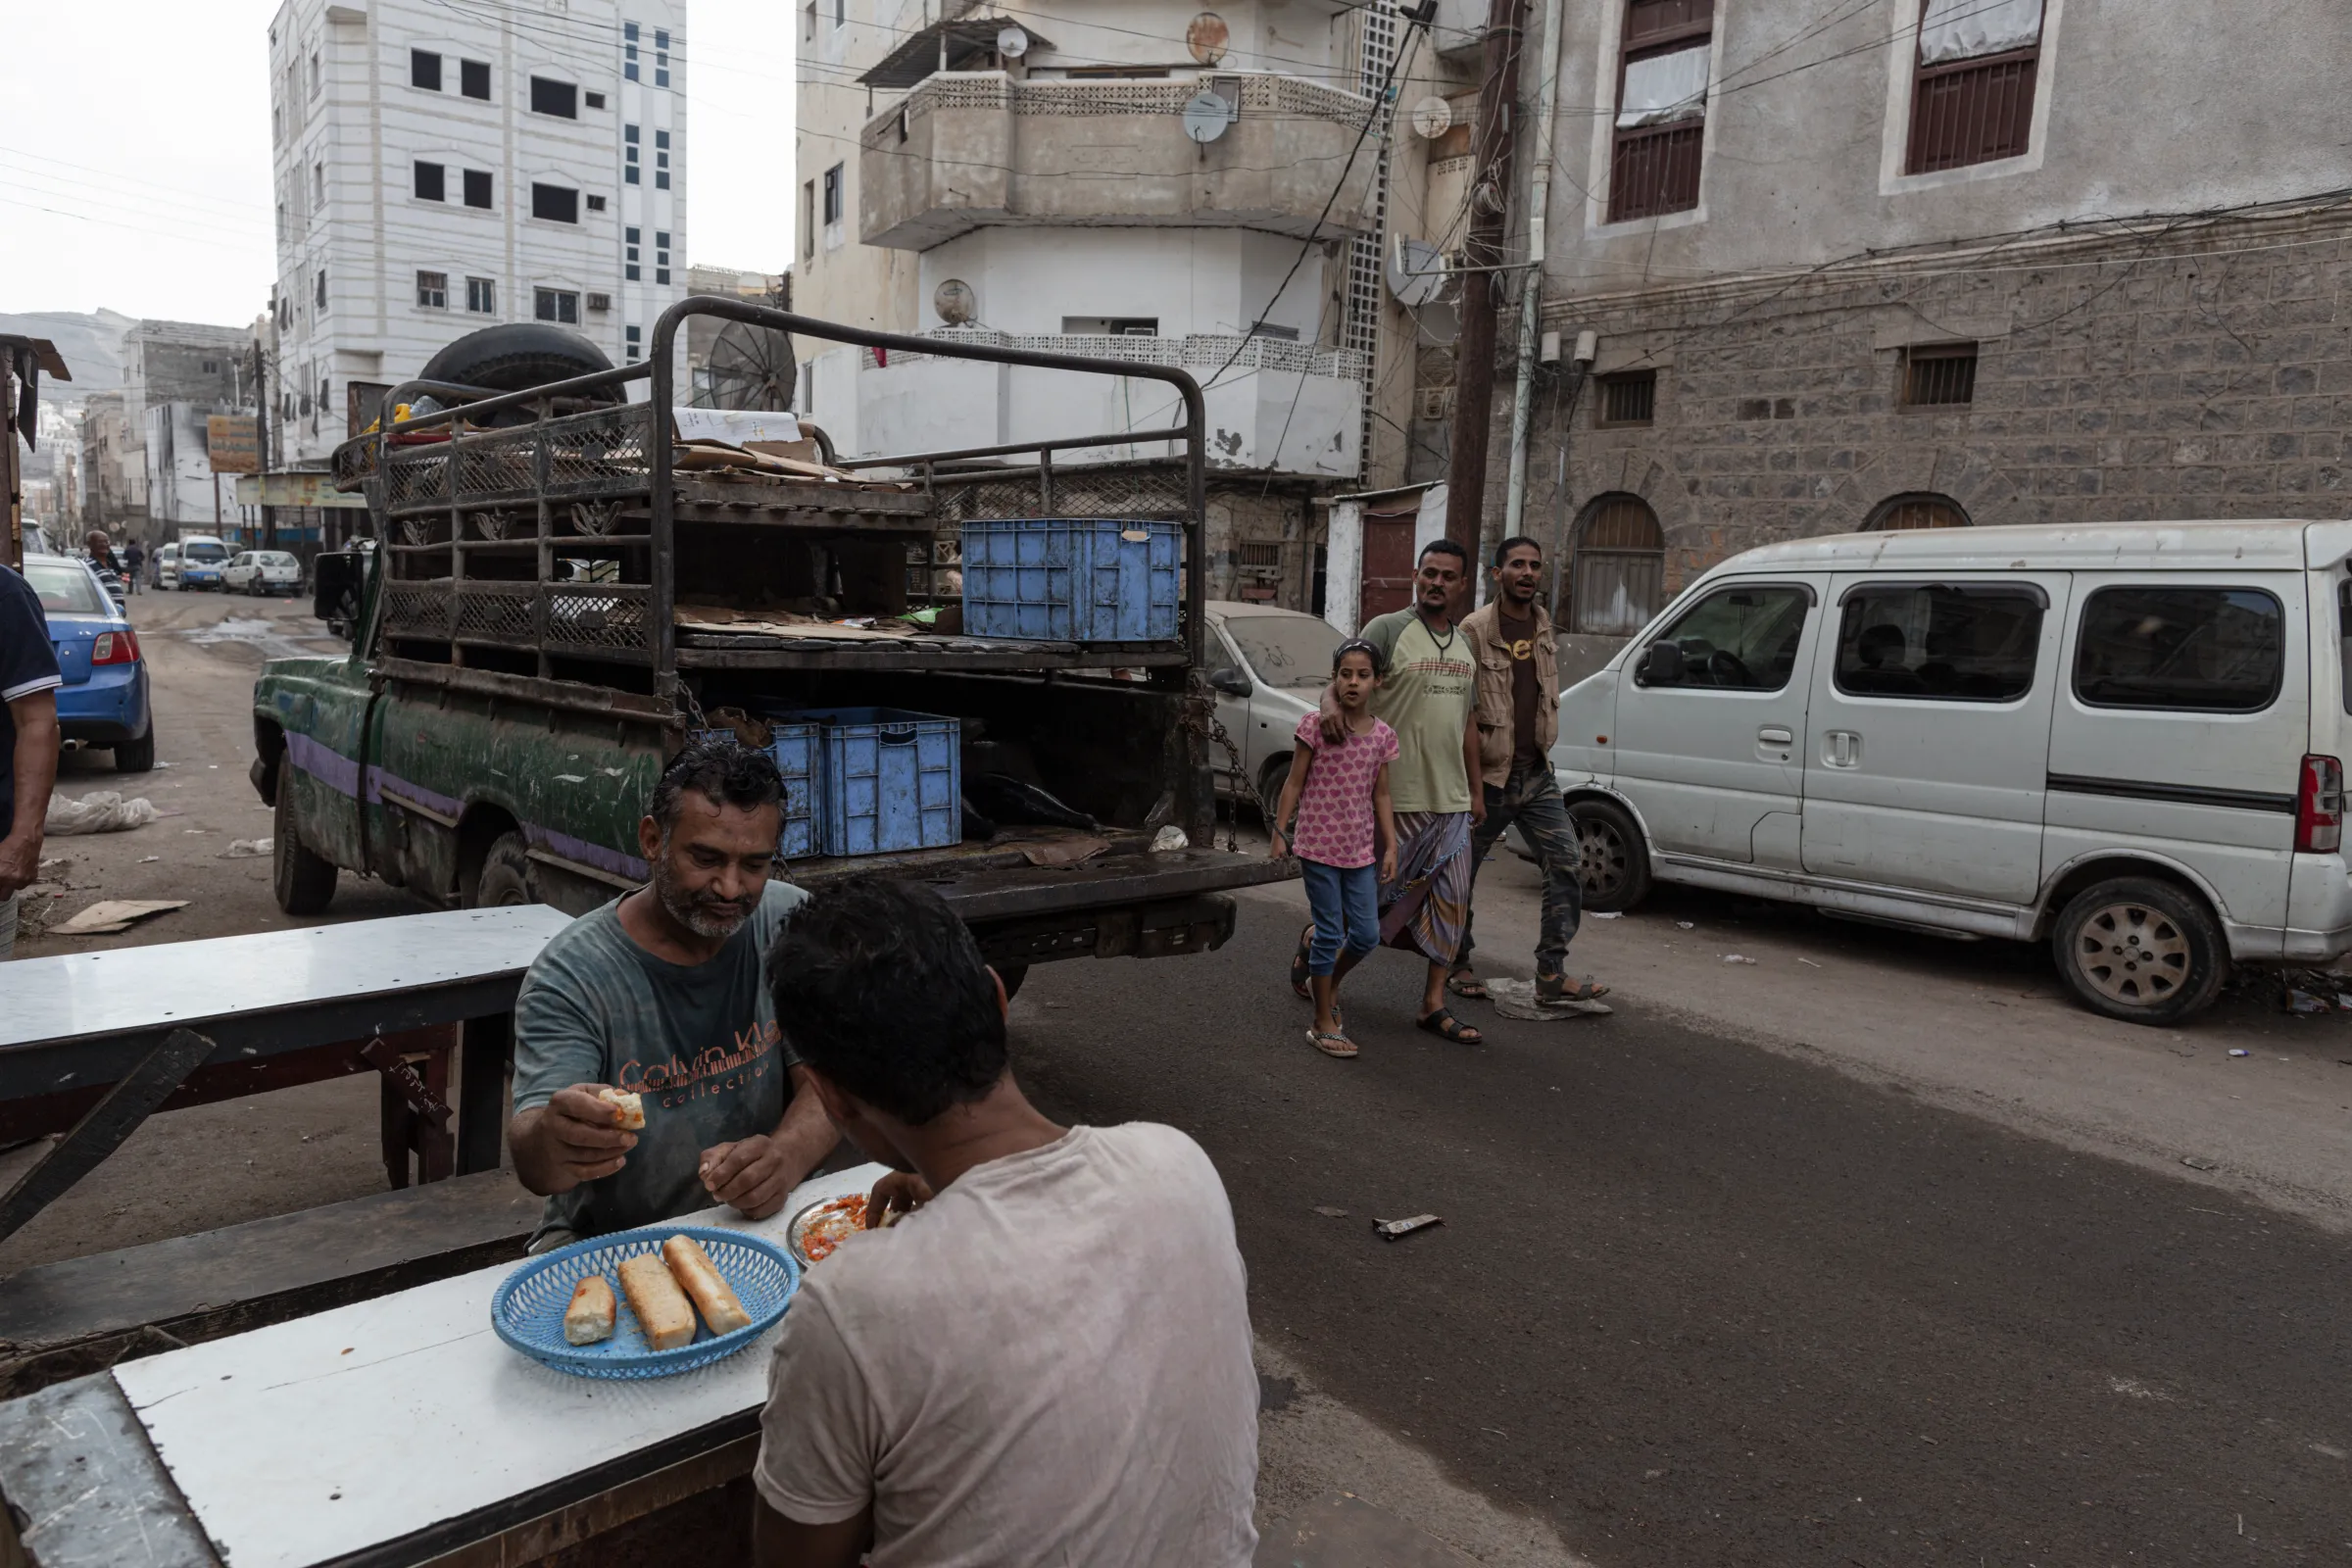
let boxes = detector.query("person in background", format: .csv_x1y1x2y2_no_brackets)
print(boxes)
1269,638,1398,1057
507,737,836,1249
753,877,1258,1568
1446,537,1608,1005
1310,538,1488,1044
121,539,144,595
82,530,122,580
0,563,63,960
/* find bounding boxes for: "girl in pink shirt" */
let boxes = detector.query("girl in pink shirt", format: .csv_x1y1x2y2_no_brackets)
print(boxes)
1270,640,1398,1058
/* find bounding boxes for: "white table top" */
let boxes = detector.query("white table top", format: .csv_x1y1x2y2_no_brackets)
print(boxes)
113,1163,884,1568
0,905,573,1050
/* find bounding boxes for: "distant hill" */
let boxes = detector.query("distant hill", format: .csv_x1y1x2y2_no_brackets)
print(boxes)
0,309,137,400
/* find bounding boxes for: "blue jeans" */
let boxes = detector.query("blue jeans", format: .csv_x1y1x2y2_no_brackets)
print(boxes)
1462,760,1583,974
1300,858,1380,976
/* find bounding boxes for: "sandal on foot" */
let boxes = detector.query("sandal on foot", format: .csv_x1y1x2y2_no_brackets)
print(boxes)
1416,1008,1484,1045
1446,969,1491,1000
1290,925,1313,999
1537,972,1609,1003
1306,1028,1359,1059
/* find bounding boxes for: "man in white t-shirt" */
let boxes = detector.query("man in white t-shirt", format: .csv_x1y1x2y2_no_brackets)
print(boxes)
751,876,1259,1568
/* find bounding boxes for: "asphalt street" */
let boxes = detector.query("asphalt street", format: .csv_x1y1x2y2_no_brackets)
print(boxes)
1013,897,2352,1566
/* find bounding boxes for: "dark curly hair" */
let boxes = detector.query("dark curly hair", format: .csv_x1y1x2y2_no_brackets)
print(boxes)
649,736,784,835
766,876,1006,1125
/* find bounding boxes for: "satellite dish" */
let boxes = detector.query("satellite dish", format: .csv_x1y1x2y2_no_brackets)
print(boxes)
1409,96,1451,139
934,277,976,325
1387,237,1449,308
701,318,799,411
996,24,1028,57
1186,11,1230,66
1182,89,1233,144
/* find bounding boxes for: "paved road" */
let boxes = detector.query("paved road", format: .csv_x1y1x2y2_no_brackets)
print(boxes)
1013,897,2352,1566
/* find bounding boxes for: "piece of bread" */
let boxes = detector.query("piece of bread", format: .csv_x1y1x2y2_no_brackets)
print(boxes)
616,1253,697,1350
597,1088,645,1130
662,1235,753,1335
564,1275,615,1346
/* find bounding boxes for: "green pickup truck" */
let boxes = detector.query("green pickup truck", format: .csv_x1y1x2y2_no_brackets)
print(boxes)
251,302,1290,985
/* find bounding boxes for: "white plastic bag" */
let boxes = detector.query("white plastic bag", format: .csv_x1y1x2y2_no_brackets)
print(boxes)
44,790,160,835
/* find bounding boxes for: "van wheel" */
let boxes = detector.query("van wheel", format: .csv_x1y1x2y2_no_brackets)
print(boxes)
1255,757,1291,824
272,785,339,916
1569,797,1651,912
473,832,542,907
2052,877,2227,1025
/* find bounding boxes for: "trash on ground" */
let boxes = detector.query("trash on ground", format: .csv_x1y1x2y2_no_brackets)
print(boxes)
220,837,274,858
1723,954,1758,965
1796,956,1824,968
138,855,160,862
1151,824,1190,853
2228,1048,2251,1057
44,790,160,835
1486,977,1612,1021
54,899,189,936
2180,1155,2220,1171
1676,920,1695,930
37,857,64,874
1373,1214,1443,1241
2287,990,2329,1013
1311,1205,1348,1218
1590,910,1621,919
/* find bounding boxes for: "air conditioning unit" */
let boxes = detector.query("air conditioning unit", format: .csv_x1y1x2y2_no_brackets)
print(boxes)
586,292,612,313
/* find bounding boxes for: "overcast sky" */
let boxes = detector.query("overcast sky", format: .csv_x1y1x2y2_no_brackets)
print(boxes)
0,0,793,326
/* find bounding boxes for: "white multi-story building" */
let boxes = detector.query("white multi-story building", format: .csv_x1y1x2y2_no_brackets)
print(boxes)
268,0,688,466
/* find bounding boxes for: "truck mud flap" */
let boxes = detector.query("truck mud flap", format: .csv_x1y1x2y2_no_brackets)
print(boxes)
973,893,1237,970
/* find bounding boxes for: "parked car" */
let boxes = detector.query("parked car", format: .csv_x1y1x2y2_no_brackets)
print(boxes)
1204,601,1342,811
1551,520,2352,1025
151,542,179,589
167,536,230,590
223,550,305,596
21,551,154,772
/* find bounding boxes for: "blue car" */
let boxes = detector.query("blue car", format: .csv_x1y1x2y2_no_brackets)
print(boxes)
23,552,154,773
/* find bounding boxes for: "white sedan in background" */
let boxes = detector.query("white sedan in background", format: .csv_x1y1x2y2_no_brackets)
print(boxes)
1204,601,1341,814
221,550,305,596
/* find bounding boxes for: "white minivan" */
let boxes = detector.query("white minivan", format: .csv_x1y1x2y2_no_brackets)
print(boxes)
1551,521,2352,1024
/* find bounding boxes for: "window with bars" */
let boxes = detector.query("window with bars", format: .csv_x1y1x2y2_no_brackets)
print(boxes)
1904,0,2044,173
416,270,448,309
1902,342,1978,407
1608,0,1710,222
1867,493,1972,530
1595,369,1656,427
1571,494,1668,636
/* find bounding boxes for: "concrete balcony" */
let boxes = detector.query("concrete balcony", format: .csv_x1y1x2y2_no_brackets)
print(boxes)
816,330,1364,479
860,73,1380,252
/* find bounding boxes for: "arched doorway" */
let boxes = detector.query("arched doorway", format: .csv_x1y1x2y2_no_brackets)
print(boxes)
1866,492,1971,531
1570,493,1666,636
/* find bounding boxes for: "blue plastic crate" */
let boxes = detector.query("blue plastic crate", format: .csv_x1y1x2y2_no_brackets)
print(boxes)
692,718,822,859
793,707,962,858
960,518,1183,642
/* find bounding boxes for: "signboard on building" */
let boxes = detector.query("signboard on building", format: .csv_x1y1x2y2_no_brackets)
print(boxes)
207,416,261,473
234,472,370,510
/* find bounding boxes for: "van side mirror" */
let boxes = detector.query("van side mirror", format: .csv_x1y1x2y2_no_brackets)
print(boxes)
1207,666,1253,698
313,551,361,639
1640,641,1685,686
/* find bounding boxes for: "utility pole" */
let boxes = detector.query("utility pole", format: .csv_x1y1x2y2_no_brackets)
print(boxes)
252,337,275,551
1442,0,1528,586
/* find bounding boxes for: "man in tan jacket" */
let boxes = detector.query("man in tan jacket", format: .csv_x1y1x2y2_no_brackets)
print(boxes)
1449,537,1607,1004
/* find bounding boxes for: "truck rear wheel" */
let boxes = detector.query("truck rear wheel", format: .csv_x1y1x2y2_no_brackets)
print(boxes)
2051,876,2227,1025
473,832,542,907
272,785,338,916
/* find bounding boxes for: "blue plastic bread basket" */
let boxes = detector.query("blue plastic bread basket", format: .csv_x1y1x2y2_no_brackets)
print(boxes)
490,1224,800,1380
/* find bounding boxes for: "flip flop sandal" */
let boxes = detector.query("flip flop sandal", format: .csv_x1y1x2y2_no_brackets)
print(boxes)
1446,970,1491,1000
1416,1008,1484,1045
1290,925,1313,999
1537,973,1610,1003
1306,1028,1359,1059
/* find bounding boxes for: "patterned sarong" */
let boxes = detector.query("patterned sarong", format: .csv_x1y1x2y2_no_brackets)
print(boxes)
1378,810,1473,964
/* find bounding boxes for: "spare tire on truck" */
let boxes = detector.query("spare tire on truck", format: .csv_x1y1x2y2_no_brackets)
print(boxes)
418,323,619,422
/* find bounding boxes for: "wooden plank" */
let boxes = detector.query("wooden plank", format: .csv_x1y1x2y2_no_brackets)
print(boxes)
0,1171,540,1400
0,1030,218,1247
0,1374,223,1568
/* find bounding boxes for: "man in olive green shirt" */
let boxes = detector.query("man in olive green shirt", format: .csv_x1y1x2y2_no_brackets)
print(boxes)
1309,539,1487,1044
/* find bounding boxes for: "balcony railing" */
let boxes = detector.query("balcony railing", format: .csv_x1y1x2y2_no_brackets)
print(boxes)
859,329,1365,381
860,71,1374,147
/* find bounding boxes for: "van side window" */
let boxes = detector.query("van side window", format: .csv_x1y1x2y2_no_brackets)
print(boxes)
2337,578,2352,715
2074,587,2283,712
1834,584,2042,701
1635,584,1811,692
